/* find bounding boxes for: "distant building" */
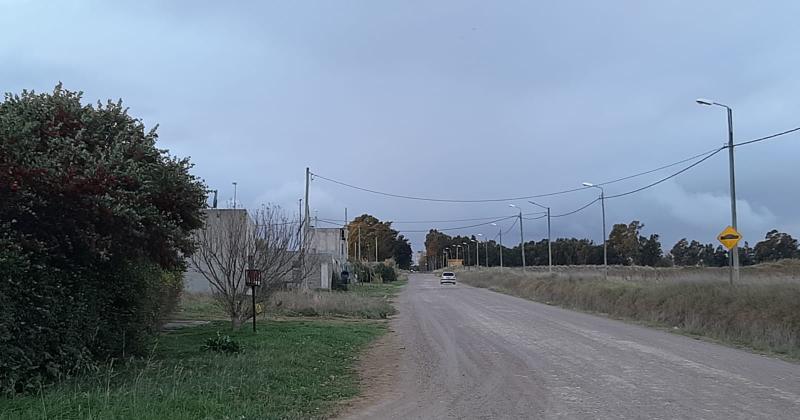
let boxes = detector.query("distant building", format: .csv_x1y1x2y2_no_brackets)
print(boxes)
185,210,350,292
184,209,254,293
305,227,349,289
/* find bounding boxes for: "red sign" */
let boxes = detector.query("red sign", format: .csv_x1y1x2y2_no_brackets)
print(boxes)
245,269,262,287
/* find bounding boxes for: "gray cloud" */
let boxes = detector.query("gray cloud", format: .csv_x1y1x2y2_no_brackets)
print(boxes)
2,0,799,252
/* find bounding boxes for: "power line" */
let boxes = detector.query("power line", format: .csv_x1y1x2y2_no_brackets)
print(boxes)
308,148,711,203
605,147,725,199
310,125,800,204
734,126,800,147
317,212,544,225
503,216,519,236
551,197,601,217
597,147,720,186
522,214,547,221
396,215,518,233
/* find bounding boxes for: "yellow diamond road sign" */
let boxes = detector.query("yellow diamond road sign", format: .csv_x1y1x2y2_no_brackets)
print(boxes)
717,226,742,250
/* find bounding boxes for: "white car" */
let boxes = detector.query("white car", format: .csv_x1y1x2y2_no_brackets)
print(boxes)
440,272,457,285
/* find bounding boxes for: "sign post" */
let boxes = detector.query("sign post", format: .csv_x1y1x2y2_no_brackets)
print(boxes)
716,226,742,285
245,260,262,333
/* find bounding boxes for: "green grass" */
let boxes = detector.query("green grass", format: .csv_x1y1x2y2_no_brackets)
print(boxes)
171,292,226,320
350,279,407,299
459,268,800,360
1,320,385,420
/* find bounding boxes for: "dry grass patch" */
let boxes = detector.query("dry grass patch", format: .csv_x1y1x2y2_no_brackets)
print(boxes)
269,289,397,319
460,262,800,359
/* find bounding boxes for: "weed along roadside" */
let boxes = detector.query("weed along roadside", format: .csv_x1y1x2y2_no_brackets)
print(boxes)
2,279,407,420
457,264,800,360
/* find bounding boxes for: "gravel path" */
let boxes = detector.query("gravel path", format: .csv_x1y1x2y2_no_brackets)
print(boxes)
341,273,800,419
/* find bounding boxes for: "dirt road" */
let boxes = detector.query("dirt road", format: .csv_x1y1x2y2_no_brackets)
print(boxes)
342,273,800,419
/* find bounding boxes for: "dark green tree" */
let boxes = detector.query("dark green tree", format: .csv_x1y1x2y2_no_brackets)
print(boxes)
754,230,799,263
0,85,206,393
637,234,663,266
393,235,413,269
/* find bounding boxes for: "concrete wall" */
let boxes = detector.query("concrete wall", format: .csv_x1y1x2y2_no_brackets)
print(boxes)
184,209,254,293
310,227,348,259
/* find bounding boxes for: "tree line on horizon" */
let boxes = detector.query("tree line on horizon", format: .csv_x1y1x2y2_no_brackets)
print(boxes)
422,221,799,268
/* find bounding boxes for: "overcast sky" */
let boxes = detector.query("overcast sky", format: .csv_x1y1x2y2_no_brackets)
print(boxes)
3,0,800,253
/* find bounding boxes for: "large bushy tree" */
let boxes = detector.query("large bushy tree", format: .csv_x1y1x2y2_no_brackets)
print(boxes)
0,85,206,394
754,230,799,263
347,214,411,266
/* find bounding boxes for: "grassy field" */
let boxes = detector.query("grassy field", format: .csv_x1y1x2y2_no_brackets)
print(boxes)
172,291,227,320
173,279,408,322
268,279,406,319
3,278,407,419
1,320,385,420
458,262,800,359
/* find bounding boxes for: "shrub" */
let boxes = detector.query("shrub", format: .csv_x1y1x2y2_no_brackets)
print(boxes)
201,332,243,354
374,263,397,282
0,86,205,394
269,290,396,319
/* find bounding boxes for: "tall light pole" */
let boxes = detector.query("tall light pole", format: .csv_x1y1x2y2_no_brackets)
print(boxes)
476,234,483,267
582,183,607,278
492,222,503,269
473,238,479,269
529,201,552,273
485,237,489,267
509,204,525,269
232,182,238,209
697,98,739,285
463,241,470,268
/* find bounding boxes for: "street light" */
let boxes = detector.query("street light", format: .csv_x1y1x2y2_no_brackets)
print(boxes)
473,237,479,269
463,241,470,268
697,98,739,285
476,234,483,267
491,222,503,269
232,182,238,209
509,204,525,269
528,200,552,273
582,182,607,278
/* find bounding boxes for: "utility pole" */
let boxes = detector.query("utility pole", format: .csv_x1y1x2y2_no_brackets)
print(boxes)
697,98,739,285
358,226,362,261
475,240,479,269
485,240,489,267
492,222,503,270
375,235,378,262
583,183,608,279
304,168,310,238
344,208,348,259
232,182,238,209
302,168,310,289
529,201,553,273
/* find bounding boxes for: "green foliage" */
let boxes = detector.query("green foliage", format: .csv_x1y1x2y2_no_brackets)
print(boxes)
394,234,413,269
754,230,799,263
1,321,385,419
373,262,397,282
0,85,205,394
201,332,243,354
348,214,411,266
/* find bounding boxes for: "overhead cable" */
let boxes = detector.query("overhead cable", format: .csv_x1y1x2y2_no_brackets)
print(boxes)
605,147,725,199
309,125,800,204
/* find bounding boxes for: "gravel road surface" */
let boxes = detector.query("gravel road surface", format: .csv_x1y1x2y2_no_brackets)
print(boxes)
342,273,800,419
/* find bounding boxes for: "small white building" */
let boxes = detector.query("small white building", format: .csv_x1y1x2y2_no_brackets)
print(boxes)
306,227,349,289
